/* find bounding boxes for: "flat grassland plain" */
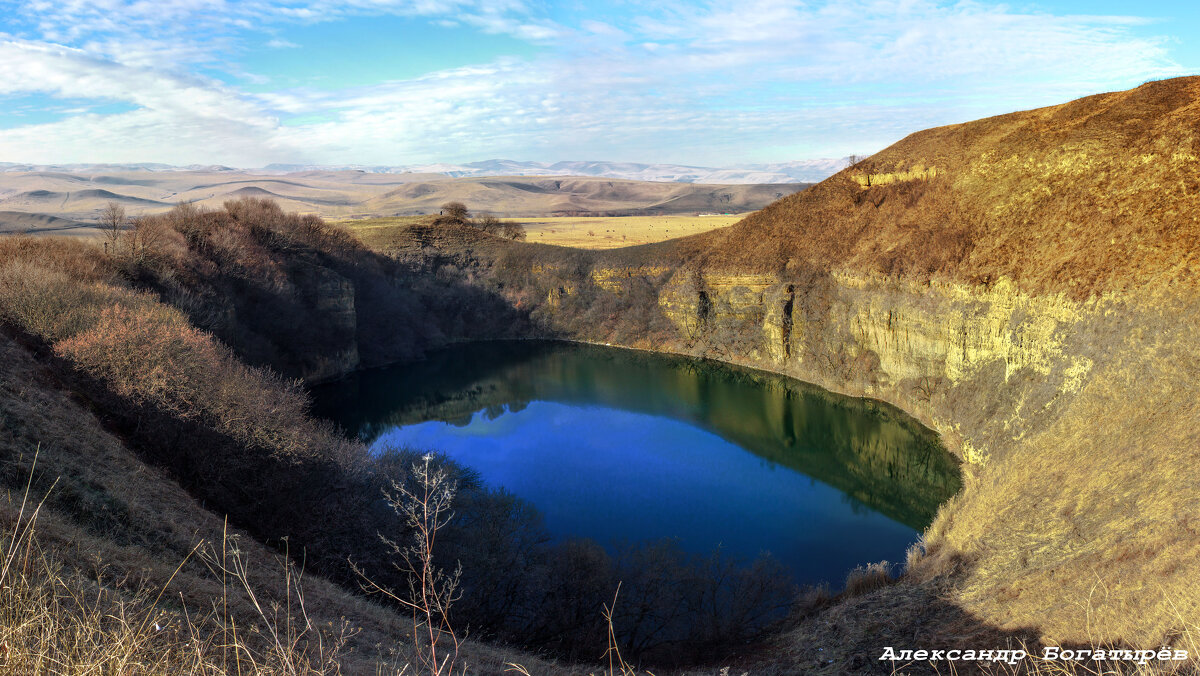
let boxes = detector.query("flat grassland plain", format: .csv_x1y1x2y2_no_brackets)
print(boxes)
338,213,745,249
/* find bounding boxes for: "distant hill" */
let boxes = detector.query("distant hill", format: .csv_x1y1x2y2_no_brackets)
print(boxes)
1,157,847,184
0,210,89,235
0,170,809,226
268,158,848,183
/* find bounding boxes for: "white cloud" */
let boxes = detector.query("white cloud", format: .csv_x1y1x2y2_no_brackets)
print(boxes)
0,0,1189,166
0,39,271,125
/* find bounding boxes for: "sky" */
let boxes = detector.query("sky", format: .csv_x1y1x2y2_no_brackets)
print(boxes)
0,0,1196,167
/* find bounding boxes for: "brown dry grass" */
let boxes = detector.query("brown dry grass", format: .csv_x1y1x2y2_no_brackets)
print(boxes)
1,483,353,674
691,76,1200,301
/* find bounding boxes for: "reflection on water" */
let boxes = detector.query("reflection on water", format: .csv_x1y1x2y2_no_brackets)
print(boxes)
312,340,961,586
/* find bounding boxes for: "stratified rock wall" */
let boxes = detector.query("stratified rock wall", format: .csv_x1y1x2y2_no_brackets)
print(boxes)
653,267,1104,468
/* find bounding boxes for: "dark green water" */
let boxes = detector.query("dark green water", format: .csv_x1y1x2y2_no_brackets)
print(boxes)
312,340,960,588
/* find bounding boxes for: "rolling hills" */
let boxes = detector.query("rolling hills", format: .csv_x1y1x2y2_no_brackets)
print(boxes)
1,158,845,184
0,169,807,234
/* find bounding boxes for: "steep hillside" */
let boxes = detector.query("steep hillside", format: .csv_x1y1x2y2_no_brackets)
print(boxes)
692,76,1200,299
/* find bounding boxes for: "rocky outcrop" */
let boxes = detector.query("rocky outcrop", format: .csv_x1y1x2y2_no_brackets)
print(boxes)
654,267,1102,467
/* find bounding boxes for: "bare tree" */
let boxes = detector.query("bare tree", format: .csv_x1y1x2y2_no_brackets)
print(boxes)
476,215,504,235
100,201,126,255
502,221,527,241
440,202,469,223
129,215,166,265
354,454,462,675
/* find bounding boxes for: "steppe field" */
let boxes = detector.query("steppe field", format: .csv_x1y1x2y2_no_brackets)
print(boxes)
339,213,745,249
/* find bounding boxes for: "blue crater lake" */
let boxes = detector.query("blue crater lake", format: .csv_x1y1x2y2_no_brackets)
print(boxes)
312,340,961,588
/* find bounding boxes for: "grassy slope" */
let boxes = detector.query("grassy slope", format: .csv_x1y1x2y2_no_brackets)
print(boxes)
691,77,1200,298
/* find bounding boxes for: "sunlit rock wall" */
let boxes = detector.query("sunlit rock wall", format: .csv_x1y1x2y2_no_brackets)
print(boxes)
651,266,1109,468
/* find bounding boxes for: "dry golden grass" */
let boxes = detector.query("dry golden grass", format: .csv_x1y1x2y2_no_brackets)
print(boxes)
0,451,352,674
693,76,1200,300
910,295,1200,648
518,215,745,249
337,214,745,251
332,216,432,251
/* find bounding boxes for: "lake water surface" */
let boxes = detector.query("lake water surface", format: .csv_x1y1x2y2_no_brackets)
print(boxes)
312,341,960,588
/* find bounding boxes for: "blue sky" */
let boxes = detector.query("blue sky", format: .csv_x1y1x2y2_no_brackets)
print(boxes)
0,0,1195,167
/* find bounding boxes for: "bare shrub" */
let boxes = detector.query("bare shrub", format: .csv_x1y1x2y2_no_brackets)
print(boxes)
503,221,527,241
53,302,317,456
436,202,470,225
476,215,504,235
355,454,462,675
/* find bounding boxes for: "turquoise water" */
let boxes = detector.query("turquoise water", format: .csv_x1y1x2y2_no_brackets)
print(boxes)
312,341,960,588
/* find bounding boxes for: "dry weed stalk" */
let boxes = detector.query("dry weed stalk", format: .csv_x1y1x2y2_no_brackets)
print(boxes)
354,453,463,676
1,451,354,674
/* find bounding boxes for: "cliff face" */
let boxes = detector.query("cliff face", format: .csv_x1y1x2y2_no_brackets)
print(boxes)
655,270,1100,462
292,262,360,381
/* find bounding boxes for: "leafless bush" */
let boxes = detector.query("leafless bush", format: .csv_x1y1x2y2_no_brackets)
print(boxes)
355,454,463,675
100,201,126,255
476,215,504,235
502,221,527,241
